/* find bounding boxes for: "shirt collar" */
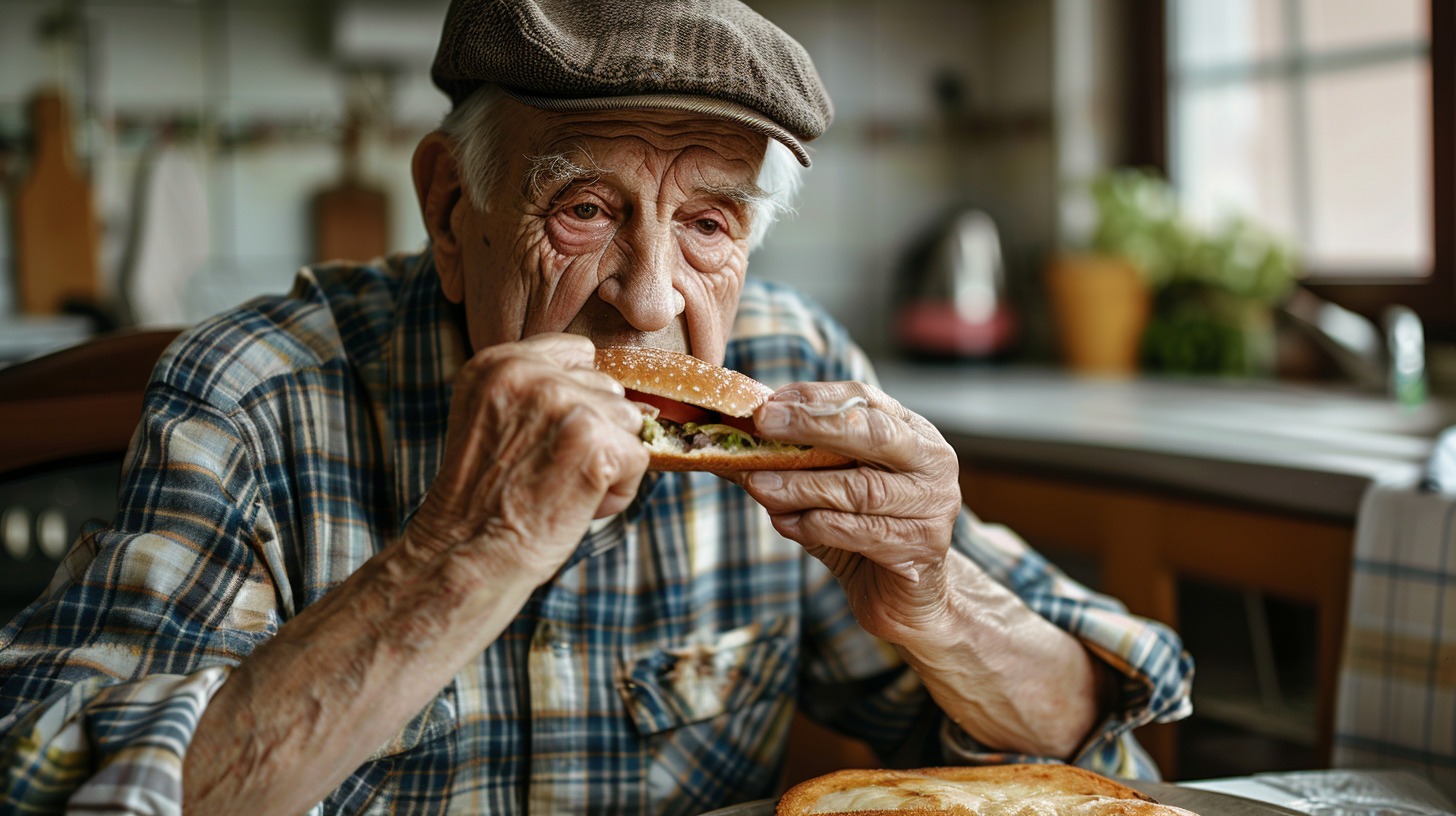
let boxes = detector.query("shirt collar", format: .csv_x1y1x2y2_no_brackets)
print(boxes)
388,251,468,536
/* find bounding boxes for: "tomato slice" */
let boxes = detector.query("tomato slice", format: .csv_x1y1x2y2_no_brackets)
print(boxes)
623,389,761,435
625,390,713,426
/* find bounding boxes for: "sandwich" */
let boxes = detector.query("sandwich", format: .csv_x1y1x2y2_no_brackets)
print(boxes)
594,346,853,471
775,764,1201,815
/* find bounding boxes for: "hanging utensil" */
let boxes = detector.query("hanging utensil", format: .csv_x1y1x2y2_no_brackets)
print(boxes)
14,87,101,315
312,112,389,263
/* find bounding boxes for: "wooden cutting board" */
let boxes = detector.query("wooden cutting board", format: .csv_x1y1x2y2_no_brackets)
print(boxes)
14,88,101,315
312,117,389,263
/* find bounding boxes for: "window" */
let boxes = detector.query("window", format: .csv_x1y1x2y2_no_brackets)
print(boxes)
1153,0,1453,329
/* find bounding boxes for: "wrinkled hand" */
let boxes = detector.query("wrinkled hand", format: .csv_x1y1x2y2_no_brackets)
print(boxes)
407,333,649,585
727,383,962,643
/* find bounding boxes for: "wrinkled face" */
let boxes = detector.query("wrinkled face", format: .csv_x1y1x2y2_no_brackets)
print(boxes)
429,99,767,365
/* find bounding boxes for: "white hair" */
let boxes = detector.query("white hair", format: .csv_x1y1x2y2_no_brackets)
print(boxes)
438,85,805,251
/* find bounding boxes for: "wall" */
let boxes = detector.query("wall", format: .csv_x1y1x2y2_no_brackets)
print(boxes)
0,0,1068,359
0,0,449,327
750,0,1058,355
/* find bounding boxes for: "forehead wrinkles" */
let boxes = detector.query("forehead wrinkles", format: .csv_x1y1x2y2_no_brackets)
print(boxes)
531,113,764,173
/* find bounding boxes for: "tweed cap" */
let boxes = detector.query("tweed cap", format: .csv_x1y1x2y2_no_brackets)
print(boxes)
430,0,833,166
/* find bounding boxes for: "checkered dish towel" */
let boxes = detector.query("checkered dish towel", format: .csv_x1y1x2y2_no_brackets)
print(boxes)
1335,427,1456,797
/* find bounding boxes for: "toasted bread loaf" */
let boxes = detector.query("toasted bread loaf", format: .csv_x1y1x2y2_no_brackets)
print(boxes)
775,764,1200,816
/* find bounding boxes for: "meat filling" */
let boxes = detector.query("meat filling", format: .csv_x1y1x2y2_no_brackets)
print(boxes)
639,415,811,455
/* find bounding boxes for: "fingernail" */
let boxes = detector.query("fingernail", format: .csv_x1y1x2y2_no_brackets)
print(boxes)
774,512,801,529
758,403,790,430
774,389,803,404
750,471,782,491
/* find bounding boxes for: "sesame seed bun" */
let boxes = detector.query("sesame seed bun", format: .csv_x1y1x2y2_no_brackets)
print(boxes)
593,346,773,417
593,346,853,471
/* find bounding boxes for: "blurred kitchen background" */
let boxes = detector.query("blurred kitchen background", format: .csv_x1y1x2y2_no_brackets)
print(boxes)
2,0,1453,796
0,0,1435,376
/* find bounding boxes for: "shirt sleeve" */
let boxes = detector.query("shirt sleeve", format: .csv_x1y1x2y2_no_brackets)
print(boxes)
0,380,281,814
796,505,1194,779
936,510,1194,779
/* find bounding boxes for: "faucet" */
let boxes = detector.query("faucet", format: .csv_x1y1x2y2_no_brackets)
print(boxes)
1386,305,1427,408
1281,288,1426,404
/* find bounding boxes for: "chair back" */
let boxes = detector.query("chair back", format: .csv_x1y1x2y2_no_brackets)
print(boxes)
0,329,182,477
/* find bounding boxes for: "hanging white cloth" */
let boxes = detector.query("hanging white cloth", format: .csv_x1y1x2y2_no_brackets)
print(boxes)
1335,428,1456,798
118,144,209,326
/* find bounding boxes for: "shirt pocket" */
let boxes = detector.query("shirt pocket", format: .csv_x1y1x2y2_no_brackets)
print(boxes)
619,617,796,735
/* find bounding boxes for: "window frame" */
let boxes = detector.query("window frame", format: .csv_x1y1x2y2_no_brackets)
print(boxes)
1129,0,1455,336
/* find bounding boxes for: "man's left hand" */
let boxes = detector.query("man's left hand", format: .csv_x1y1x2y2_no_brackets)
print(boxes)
727,382,1104,759
727,382,963,645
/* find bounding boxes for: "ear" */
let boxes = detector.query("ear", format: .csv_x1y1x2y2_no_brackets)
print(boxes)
412,131,467,303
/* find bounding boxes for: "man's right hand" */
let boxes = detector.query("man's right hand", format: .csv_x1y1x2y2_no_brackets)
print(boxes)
183,334,648,815
407,333,650,585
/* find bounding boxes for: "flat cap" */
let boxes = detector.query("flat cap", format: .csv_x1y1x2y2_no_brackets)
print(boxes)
430,0,833,166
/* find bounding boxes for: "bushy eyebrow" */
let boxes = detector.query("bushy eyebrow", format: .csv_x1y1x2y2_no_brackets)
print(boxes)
697,181,770,211
523,151,609,201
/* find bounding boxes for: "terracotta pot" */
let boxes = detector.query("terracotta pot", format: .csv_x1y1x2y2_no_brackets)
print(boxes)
1045,253,1150,376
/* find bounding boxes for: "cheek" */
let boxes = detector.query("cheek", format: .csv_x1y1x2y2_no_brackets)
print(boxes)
680,238,750,360
461,224,594,344
522,232,617,333
457,222,522,347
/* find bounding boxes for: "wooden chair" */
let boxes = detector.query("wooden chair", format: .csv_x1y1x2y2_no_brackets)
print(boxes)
0,328,182,478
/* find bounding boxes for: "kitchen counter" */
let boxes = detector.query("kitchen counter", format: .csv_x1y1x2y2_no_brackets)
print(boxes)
873,362,1456,521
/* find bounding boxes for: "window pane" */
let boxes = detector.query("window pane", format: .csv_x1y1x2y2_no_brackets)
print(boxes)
1300,0,1424,53
1305,60,1431,273
1174,80,1299,246
1173,0,1286,71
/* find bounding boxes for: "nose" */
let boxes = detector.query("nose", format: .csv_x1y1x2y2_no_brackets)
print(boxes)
598,224,686,332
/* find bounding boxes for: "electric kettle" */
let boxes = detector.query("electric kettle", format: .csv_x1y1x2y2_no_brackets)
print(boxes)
894,207,1017,360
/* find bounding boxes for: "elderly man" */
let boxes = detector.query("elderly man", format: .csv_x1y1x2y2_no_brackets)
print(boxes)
0,1,1191,814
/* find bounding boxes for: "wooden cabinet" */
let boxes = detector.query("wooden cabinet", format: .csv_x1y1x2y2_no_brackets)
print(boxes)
959,462,1354,778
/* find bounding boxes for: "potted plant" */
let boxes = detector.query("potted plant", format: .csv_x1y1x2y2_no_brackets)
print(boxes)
1140,215,1296,377
1045,168,1179,375
1049,168,1297,377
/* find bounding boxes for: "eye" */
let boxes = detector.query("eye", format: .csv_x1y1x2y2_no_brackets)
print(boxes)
694,218,722,235
572,203,601,220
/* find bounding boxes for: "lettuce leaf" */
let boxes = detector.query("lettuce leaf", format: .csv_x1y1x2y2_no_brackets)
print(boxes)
681,422,756,451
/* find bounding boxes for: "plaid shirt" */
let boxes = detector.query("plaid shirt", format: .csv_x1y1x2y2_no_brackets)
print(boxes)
0,251,1192,815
